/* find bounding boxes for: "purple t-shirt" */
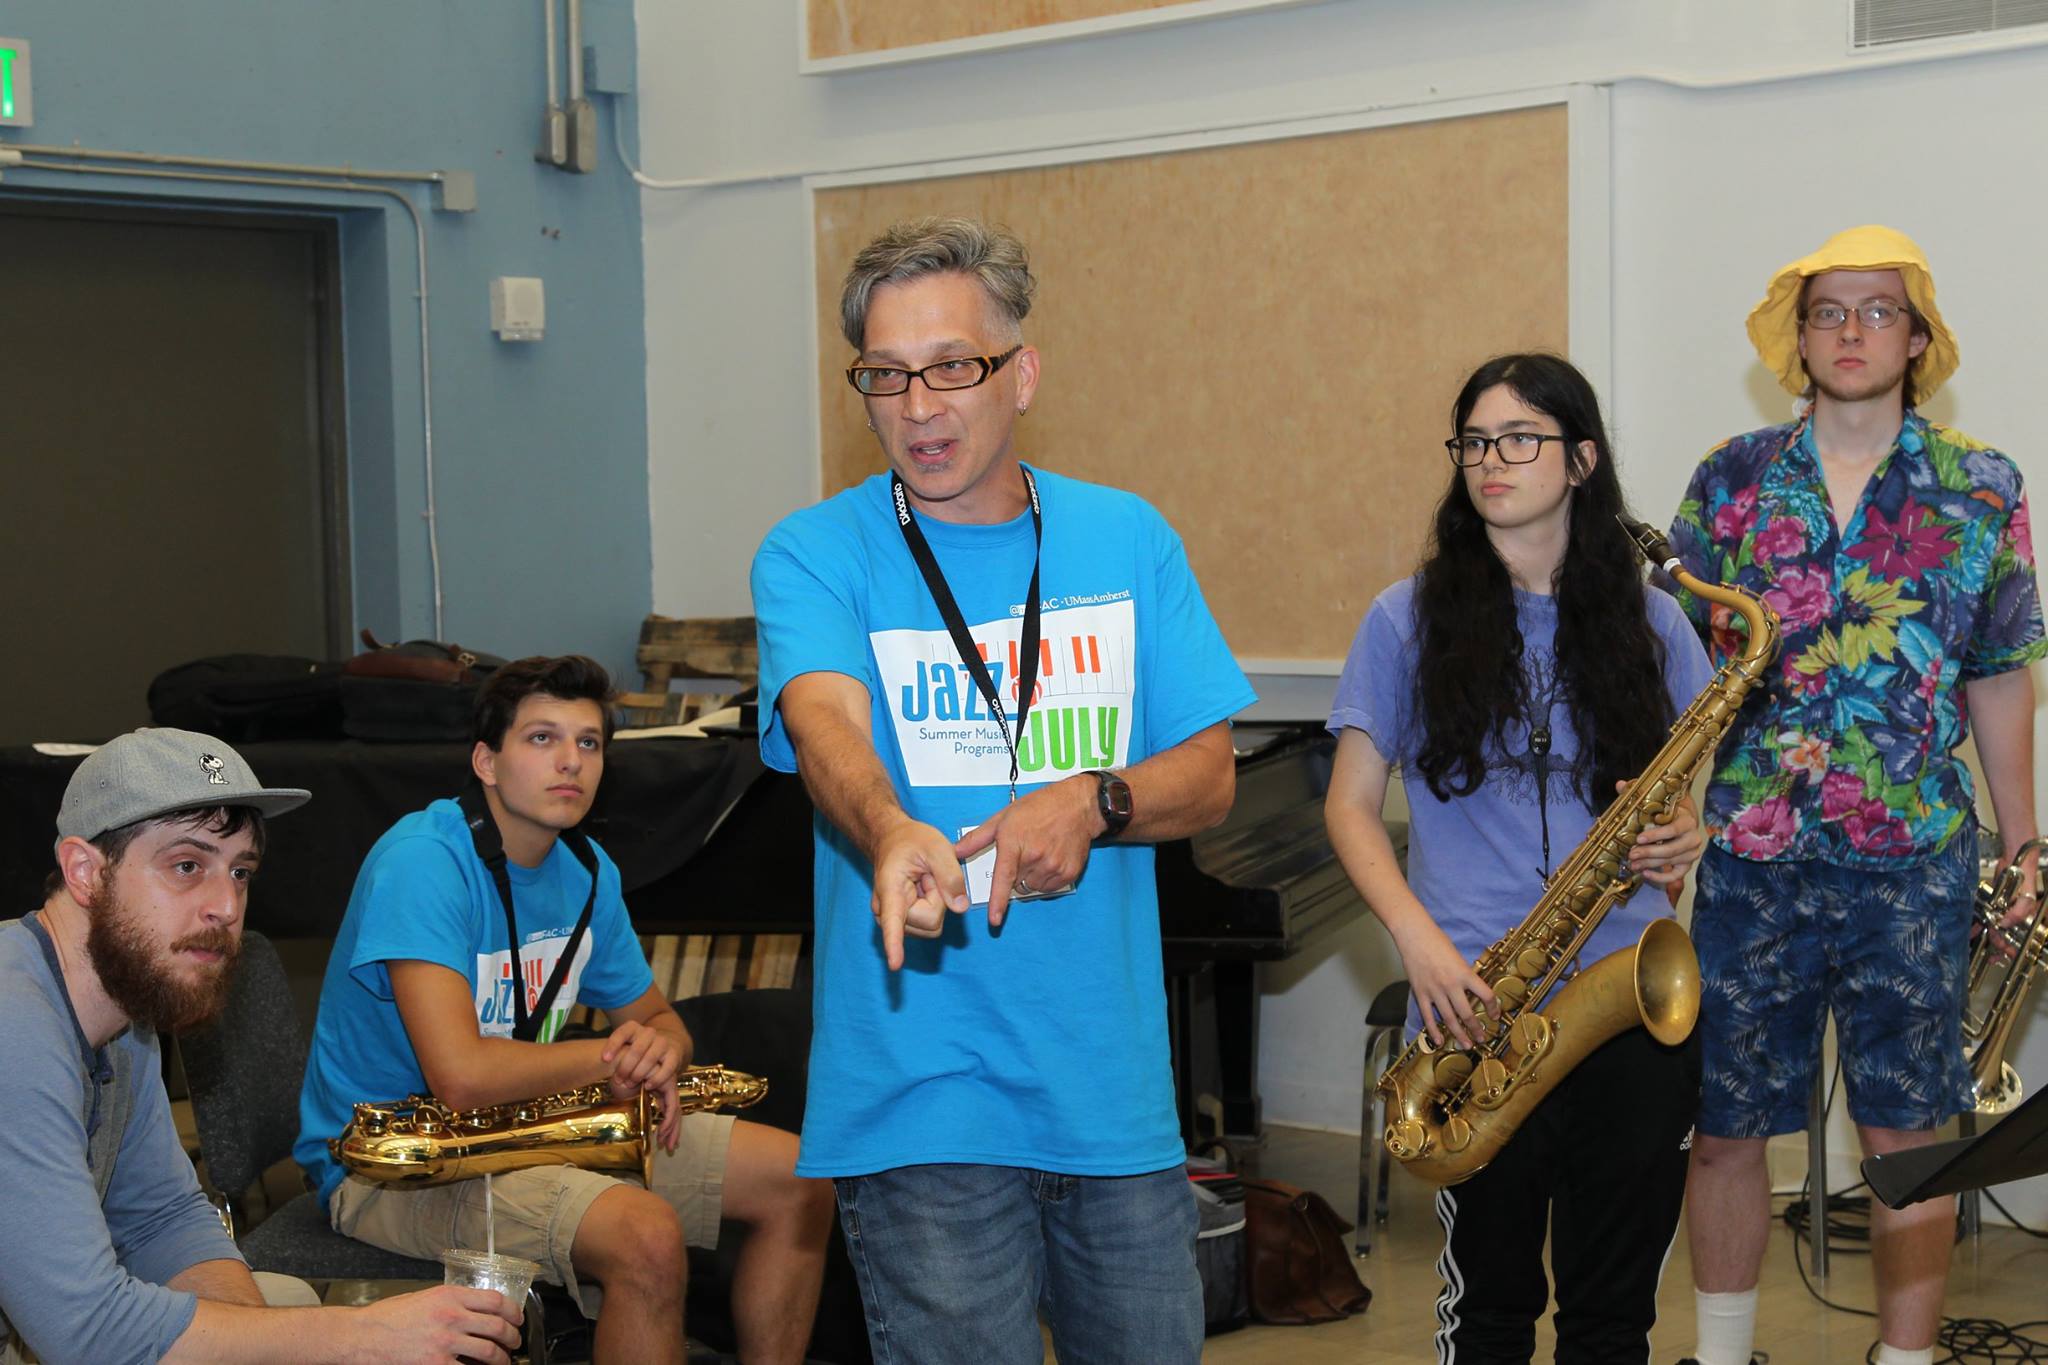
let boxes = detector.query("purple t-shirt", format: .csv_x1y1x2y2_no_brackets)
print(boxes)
1329,577,1714,992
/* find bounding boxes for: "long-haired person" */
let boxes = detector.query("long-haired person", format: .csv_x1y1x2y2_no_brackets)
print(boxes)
1324,353,1712,1362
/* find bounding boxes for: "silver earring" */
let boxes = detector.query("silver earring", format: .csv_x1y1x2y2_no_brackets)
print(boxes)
866,419,876,432
1017,405,1028,416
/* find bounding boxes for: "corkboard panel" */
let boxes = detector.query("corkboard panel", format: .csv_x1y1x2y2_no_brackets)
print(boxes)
814,105,1568,660
807,0,1191,60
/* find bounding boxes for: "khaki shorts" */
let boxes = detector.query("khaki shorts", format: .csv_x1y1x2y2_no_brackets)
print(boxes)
330,1110,735,1317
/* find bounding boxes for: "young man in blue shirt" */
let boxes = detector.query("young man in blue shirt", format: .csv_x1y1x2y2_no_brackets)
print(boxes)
297,656,832,1365
753,217,1255,1364
0,728,524,1365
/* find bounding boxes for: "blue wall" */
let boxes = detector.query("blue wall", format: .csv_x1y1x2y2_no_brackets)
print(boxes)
0,0,651,685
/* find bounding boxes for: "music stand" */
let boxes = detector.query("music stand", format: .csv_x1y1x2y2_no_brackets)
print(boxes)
1863,1084,2048,1210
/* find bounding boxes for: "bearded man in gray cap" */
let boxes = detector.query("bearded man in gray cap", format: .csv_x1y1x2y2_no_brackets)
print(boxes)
0,728,525,1365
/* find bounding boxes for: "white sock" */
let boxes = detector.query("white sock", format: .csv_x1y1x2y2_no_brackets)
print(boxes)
1693,1287,1759,1365
1873,1347,1935,1365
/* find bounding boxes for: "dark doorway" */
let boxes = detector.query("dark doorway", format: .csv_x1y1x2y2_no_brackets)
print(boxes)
0,198,348,745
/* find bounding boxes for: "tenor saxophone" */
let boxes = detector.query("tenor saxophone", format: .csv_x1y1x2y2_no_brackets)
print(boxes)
1378,518,1778,1186
1962,836,2048,1115
331,1064,769,1188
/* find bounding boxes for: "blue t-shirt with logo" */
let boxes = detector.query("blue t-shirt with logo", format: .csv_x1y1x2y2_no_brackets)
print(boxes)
1329,577,1714,1025
295,798,655,1205
753,466,1257,1178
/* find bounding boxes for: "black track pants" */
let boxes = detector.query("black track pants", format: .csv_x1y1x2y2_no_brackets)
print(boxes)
1428,1026,1701,1364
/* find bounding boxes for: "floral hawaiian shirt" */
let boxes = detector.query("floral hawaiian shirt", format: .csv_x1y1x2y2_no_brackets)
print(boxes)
1669,411,2046,868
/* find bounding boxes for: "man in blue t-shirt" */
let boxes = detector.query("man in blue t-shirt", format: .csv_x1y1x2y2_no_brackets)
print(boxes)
2,727,523,1365
752,217,1256,1364
296,657,833,1365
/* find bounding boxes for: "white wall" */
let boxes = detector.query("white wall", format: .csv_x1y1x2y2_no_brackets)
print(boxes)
637,0,2048,1223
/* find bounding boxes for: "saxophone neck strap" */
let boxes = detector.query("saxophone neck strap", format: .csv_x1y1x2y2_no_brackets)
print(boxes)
457,782,600,1043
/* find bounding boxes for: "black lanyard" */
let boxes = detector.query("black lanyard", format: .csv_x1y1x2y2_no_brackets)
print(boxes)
457,783,600,1042
890,465,1043,800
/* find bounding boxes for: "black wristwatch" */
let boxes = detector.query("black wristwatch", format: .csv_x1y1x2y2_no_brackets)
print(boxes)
1084,768,1133,839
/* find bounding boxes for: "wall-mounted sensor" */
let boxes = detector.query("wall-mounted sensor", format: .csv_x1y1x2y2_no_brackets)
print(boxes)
490,276,545,342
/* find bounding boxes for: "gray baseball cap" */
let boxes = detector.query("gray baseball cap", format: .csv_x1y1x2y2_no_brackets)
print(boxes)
55,728,311,852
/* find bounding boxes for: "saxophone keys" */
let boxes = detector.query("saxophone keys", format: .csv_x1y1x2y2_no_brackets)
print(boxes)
1387,1118,1431,1159
1510,1013,1552,1061
1469,1057,1512,1110
1442,1115,1473,1153
1433,1052,1475,1090
1514,949,1550,979
1494,974,1531,1010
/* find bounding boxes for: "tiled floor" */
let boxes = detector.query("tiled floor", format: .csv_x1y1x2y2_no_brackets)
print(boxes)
1195,1123,2048,1364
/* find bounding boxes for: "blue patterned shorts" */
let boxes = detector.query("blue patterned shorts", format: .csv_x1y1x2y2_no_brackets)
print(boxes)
1691,835,1976,1137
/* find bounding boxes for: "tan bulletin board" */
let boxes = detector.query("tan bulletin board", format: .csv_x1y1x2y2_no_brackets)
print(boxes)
814,104,1569,661
807,0,1192,61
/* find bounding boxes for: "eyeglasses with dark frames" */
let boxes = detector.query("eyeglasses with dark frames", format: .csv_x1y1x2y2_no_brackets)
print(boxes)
1801,302,1910,331
846,346,1023,397
1445,432,1567,467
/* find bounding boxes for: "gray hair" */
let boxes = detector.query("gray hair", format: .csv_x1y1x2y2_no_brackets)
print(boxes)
839,216,1036,350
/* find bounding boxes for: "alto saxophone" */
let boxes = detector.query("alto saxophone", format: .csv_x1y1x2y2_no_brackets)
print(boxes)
1379,518,1778,1185
1962,836,2048,1114
331,1065,769,1188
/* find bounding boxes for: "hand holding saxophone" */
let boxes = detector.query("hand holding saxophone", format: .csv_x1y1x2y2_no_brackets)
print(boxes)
1623,785,1702,889
1386,914,1495,1050
603,1017,693,1153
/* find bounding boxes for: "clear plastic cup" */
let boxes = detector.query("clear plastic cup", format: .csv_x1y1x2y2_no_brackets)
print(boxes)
440,1248,540,1302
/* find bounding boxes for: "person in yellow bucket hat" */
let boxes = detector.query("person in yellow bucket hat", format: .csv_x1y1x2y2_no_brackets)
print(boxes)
1664,227,2047,1365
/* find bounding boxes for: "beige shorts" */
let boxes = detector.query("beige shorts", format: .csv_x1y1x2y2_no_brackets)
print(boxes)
330,1110,735,1317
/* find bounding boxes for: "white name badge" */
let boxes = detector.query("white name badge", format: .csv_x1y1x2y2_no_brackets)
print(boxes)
958,824,1074,907
960,824,998,906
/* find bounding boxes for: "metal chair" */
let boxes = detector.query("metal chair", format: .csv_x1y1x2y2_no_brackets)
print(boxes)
180,931,564,1362
1355,978,1411,1254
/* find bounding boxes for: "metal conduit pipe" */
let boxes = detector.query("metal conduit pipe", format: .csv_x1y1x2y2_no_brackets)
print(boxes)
11,156,449,639
4,141,445,183
543,0,559,110
566,0,585,104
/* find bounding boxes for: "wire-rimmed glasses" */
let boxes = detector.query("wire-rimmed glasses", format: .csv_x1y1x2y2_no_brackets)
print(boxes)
1802,302,1910,331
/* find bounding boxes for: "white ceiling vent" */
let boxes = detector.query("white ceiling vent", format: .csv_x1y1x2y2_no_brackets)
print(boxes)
1853,0,2048,47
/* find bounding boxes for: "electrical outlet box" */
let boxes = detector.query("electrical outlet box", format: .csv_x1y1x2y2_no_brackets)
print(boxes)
490,277,545,343
566,99,598,174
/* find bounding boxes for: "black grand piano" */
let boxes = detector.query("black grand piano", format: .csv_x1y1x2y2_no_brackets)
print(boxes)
0,722,1380,1144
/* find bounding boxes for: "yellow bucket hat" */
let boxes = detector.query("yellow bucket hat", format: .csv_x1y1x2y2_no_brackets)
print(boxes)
1745,224,1959,401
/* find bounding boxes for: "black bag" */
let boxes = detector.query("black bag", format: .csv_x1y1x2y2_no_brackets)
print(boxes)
1191,1172,1251,1336
147,655,345,741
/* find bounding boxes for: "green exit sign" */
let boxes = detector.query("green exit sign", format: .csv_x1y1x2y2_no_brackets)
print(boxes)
0,39,32,128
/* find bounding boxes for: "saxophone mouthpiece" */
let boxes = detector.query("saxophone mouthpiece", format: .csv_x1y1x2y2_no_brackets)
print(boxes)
1616,516,1679,573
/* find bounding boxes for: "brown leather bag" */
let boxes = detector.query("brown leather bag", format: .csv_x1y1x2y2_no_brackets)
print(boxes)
344,629,502,685
1240,1178,1372,1325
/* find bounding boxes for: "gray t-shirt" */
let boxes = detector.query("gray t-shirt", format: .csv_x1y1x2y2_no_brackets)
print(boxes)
1329,577,1715,1013
0,914,244,1364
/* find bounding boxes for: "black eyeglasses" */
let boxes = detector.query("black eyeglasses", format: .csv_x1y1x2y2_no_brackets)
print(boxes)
1802,302,1910,331
1445,432,1566,467
846,346,1021,397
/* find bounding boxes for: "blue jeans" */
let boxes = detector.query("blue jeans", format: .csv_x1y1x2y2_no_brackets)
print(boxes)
833,1163,1202,1365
